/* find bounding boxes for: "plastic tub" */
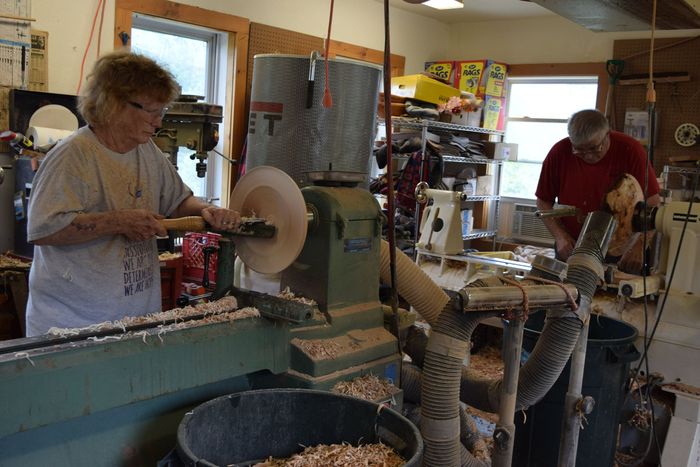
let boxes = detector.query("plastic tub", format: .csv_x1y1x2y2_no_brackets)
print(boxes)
174,388,422,466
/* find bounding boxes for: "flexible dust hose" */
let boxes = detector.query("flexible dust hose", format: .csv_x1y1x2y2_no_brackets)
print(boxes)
403,363,489,467
472,242,603,412
421,306,497,467
380,240,448,327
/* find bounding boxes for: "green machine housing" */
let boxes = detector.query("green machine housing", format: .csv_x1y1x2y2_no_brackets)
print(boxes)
0,184,401,466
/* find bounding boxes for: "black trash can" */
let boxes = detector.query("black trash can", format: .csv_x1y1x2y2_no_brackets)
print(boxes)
513,310,640,467
172,388,423,467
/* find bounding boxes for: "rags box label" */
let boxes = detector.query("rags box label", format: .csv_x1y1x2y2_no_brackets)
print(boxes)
425,61,455,83
454,60,486,95
485,62,507,97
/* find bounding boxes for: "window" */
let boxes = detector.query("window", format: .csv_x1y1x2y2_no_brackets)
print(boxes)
130,14,228,203
501,76,599,199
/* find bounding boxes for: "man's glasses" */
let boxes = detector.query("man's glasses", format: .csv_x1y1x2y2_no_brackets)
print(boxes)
572,132,609,155
127,101,169,119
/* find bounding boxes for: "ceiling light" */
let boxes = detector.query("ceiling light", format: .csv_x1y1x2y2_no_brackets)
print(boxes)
422,0,463,10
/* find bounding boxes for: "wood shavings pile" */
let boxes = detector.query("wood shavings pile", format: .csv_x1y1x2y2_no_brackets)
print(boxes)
278,286,317,306
47,296,258,337
469,345,504,381
158,251,182,261
331,374,398,401
471,436,493,462
0,254,31,269
293,338,340,359
253,442,404,467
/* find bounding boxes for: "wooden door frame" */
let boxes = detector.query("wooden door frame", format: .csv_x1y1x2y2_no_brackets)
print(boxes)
114,0,249,198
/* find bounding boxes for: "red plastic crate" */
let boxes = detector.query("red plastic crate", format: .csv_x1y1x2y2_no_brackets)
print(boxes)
182,232,221,285
160,256,183,310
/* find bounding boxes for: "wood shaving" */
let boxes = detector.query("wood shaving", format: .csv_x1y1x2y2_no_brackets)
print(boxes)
0,254,31,269
469,345,504,381
293,338,341,359
472,436,493,461
664,381,700,397
278,286,317,305
331,374,398,401
253,442,404,467
46,296,258,337
158,251,182,261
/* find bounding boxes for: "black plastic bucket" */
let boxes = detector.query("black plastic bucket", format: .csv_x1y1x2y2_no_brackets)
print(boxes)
173,388,423,466
513,310,640,467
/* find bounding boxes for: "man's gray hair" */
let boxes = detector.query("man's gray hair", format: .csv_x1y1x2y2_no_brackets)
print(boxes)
567,109,609,146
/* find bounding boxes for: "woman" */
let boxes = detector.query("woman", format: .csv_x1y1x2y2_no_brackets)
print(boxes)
26,51,240,336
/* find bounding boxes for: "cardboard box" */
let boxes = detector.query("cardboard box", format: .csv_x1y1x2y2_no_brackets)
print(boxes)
451,108,482,127
454,60,508,98
391,74,461,106
482,95,506,131
424,61,455,83
454,60,487,95
476,175,493,196
483,141,518,161
484,62,507,98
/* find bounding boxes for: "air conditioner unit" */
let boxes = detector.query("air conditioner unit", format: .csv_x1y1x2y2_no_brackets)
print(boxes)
511,203,554,245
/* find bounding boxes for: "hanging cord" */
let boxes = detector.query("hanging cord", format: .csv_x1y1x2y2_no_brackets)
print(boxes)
621,2,665,464
96,0,106,56
382,0,401,348
322,0,335,108
76,0,105,95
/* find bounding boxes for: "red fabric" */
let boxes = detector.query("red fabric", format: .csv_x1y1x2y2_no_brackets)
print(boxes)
536,131,660,240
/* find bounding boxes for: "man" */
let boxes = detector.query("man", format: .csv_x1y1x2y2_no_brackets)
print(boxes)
536,109,660,261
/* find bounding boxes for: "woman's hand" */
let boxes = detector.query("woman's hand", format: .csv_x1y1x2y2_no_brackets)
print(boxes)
117,209,166,241
201,206,241,231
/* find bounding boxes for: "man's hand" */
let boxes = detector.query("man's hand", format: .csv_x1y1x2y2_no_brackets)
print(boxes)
555,234,576,261
201,206,241,231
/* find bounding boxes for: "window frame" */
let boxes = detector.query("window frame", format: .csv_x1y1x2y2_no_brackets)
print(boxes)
115,0,249,207
500,62,608,203
131,14,226,200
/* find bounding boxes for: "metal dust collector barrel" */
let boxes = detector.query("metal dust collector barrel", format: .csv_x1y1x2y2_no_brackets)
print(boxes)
174,388,423,466
246,54,382,187
513,310,640,467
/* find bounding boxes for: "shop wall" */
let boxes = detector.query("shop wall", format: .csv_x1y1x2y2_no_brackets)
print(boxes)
30,0,450,96
447,14,700,64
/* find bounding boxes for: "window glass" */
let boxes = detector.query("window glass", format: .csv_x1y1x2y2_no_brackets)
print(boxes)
508,82,598,119
130,24,212,198
131,28,208,97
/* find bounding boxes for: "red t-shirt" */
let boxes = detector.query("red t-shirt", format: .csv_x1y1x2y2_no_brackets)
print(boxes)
535,131,659,240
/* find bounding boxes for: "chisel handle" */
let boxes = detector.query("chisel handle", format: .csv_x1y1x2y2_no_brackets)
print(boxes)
159,216,207,232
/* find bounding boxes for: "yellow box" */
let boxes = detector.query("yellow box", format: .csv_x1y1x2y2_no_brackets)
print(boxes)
391,74,461,106
454,60,486,95
484,62,507,98
424,61,455,83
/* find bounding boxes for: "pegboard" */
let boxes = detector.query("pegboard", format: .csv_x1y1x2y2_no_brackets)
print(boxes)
612,36,700,172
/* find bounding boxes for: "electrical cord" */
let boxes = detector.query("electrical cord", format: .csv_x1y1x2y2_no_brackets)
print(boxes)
76,0,105,95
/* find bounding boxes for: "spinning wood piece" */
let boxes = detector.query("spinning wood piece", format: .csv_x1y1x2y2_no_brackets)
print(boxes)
602,173,645,257
230,166,308,274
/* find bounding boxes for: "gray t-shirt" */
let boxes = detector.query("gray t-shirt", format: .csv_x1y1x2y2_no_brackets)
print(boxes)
26,126,192,336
